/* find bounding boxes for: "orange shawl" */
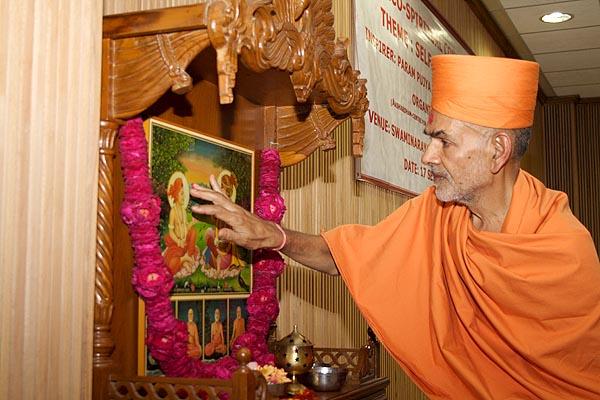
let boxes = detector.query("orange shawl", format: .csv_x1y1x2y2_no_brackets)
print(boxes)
323,170,600,399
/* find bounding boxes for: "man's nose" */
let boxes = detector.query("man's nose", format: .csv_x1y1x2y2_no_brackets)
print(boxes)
422,141,439,165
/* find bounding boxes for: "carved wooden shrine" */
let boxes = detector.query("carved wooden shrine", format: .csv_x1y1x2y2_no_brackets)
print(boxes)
95,1,378,399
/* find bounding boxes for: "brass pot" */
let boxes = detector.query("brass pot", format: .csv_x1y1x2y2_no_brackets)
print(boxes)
274,325,314,376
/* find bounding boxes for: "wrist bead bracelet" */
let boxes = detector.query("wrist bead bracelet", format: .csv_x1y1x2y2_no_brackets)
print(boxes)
272,223,287,251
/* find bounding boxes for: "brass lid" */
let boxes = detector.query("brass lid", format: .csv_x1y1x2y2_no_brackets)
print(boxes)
278,325,313,347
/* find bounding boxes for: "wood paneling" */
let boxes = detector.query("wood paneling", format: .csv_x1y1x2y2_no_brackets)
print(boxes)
576,101,600,250
543,97,600,250
0,0,102,399
521,101,546,181
542,100,578,210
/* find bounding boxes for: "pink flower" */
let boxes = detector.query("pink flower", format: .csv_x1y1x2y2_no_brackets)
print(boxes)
259,149,282,191
132,266,174,299
252,274,276,290
253,254,285,277
254,193,286,222
247,288,279,322
121,196,161,226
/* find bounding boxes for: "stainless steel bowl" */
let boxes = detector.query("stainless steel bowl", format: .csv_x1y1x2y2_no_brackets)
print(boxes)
306,365,348,391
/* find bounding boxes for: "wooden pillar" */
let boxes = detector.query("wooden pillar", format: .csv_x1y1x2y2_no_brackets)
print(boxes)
93,120,120,400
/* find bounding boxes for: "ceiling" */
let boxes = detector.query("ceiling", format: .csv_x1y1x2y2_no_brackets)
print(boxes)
480,0,600,98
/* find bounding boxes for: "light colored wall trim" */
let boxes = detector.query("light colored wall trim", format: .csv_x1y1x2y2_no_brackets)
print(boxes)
0,1,102,398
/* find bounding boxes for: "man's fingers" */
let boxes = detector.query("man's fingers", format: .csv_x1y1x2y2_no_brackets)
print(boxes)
190,187,232,206
209,175,222,193
216,228,243,245
191,204,239,226
219,228,261,250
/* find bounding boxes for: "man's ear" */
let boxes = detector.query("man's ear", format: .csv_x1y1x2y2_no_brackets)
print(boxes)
490,131,512,173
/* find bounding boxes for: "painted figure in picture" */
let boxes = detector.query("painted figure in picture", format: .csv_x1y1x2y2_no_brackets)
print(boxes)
230,305,245,349
200,170,246,281
163,171,200,279
204,307,227,358
186,308,202,359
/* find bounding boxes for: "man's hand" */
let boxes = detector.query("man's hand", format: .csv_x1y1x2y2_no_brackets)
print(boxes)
190,175,283,250
191,175,339,275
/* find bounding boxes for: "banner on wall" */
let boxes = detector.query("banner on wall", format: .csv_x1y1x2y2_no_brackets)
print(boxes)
353,0,471,195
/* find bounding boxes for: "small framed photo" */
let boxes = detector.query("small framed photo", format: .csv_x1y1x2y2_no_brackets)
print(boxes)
228,299,248,352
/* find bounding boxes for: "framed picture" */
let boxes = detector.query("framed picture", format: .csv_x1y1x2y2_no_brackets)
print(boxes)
147,118,255,296
137,118,256,375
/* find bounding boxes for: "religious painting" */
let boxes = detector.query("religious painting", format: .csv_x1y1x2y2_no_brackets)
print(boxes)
203,299,229,360
147,118,255,297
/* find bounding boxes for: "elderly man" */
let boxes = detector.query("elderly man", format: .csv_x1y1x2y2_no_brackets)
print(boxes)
190,55,600,399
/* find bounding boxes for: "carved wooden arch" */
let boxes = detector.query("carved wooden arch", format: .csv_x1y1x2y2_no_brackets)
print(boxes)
102,0,368,162
95,1,368,399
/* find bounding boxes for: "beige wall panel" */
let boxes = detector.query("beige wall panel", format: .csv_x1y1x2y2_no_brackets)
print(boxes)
104,0,200,15
0,0,102,399
428,0,504,56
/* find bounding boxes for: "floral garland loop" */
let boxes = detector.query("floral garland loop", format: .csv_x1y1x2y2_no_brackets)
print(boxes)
119,118,286,379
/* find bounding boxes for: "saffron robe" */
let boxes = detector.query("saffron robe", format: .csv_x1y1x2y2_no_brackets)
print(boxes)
323,170,600,399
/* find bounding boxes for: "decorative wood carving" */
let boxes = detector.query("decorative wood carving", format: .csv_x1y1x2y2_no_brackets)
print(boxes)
95,119,120,368
313,343,378,385
109,30,211,119
275,104,346,166
103,1,368,155
108,350,269,400
206,0,369,155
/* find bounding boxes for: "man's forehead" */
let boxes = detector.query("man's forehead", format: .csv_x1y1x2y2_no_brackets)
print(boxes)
425,111,484,137
425,111,451,135
427,112,435,126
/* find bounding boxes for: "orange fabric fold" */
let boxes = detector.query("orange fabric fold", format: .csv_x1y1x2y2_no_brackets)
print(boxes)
322,170,600,399
431,55,539,129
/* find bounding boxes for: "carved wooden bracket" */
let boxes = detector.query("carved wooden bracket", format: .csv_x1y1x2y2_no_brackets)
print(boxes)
108,30,211,119
275,104,346,166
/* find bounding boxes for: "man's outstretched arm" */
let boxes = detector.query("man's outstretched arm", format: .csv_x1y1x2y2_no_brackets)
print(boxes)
189,176,339,275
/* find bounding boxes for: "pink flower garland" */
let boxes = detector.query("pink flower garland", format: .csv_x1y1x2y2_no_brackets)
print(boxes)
119,118,286,379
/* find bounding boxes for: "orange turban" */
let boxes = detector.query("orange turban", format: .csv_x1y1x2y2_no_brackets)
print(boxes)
431,55,539,129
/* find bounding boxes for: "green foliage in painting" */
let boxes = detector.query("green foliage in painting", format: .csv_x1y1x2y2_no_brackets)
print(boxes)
213,150,252,210
150,125,194,220
150,125,194,197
